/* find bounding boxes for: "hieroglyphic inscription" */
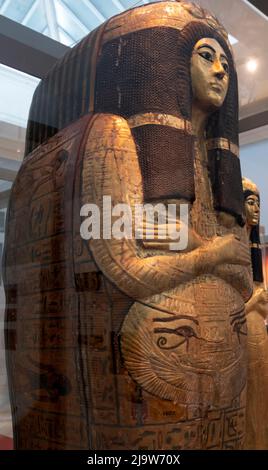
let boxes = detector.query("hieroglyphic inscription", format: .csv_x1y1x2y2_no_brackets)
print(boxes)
223,408,245,449
18,317,75,349
13,350,82,416
18,409,88,449
17,289,77,318
92,408,245,450
5,115,91,449
78,287,118,426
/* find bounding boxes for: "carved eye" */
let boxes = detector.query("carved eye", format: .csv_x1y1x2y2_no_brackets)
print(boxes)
247,198,259,207
222,62,229,74
174,326,197,338
198,50,213,62
154,325,199,351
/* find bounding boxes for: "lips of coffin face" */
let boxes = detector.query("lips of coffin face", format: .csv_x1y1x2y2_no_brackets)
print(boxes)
191,37,229,111
120,278,246,408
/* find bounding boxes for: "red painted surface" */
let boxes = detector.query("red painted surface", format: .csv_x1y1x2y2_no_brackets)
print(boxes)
0,435,13,450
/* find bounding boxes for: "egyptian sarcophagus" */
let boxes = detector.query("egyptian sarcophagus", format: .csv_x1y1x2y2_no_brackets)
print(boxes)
4,1,252,449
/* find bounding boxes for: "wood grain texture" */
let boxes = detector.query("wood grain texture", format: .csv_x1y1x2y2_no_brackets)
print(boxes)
4,0,252,449
4,116,92,449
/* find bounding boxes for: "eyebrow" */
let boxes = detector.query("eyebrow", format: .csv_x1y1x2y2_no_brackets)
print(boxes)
197,43,228,62
153,315,199,325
